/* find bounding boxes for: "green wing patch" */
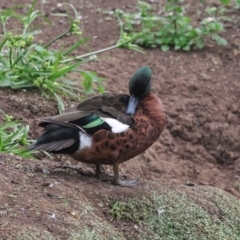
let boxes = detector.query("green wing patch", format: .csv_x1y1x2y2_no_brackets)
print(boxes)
82,117,104,128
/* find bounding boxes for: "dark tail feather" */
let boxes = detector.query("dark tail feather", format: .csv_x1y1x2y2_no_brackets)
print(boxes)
27,139,75,151
27,124,80,154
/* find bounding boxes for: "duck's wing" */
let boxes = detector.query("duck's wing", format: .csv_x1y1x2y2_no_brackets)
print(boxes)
39,93,134,134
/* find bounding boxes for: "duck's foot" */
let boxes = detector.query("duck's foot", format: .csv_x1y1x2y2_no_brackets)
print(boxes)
55,164,94,177
113,162,139,187
115,179,139,187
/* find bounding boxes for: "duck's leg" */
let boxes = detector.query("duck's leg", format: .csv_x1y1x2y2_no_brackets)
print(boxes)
95,164,102,178
95,164,114,182
113,162,138,187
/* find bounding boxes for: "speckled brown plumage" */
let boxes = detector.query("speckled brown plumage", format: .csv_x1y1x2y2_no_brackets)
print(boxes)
71,93,165,164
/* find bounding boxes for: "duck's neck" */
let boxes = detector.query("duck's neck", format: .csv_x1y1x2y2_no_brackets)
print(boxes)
141,93,166,132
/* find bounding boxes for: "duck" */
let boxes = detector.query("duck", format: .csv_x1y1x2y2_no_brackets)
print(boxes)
27,66,166,187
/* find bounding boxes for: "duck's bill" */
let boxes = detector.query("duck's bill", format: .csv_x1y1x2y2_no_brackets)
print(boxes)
126,95,139,115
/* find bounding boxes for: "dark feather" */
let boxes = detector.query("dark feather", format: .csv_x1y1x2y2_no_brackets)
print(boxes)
27,124,80,154
29,93,134,153
40,93,134,132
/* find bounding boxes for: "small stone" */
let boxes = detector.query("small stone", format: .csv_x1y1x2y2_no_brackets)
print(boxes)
42,168,51,175
71,211,77,217
186,182,195,187
49,213,56,220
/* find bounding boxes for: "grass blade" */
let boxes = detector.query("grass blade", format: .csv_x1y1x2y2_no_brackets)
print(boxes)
62,37,89,56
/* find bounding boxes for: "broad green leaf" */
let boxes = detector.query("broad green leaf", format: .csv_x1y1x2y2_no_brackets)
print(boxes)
161,45,170,52
205,7,218,16
183,45,191,51
212,34,228,46
0,77,11,87
174,45,181,50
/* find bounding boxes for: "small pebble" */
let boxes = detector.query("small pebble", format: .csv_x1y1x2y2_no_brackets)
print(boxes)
71,211,77,217
49,213,56,220
42,168,51,175
186,182,195,187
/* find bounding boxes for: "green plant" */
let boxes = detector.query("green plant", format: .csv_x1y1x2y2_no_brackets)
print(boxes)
0,1,140,112
235,0,240,8
204,0,240,8
116,0,228,51
0,110,33,157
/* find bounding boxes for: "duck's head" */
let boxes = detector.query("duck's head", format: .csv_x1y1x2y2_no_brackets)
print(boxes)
126,66,152,115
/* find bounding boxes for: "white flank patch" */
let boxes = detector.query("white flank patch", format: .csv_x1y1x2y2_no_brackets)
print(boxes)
79,132,92,150
101,118,129,133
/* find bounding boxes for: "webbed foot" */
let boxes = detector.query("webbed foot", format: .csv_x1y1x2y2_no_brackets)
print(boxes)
115,179,139,187
113,162,139,187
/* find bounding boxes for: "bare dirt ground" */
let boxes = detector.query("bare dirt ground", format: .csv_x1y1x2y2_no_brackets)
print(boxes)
0,0,240,239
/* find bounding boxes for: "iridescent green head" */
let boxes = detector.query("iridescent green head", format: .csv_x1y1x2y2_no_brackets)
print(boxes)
126,66,152,115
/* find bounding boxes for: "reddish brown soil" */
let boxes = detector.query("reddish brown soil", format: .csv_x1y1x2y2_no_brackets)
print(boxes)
0,0,240,238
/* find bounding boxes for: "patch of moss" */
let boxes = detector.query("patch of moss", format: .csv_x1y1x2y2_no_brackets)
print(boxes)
69,228,123,240
16,227,56,240
110,187,240,240
66,201,126,240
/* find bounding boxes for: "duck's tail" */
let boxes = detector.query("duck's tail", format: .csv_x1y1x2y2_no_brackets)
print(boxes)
27,123,80,154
